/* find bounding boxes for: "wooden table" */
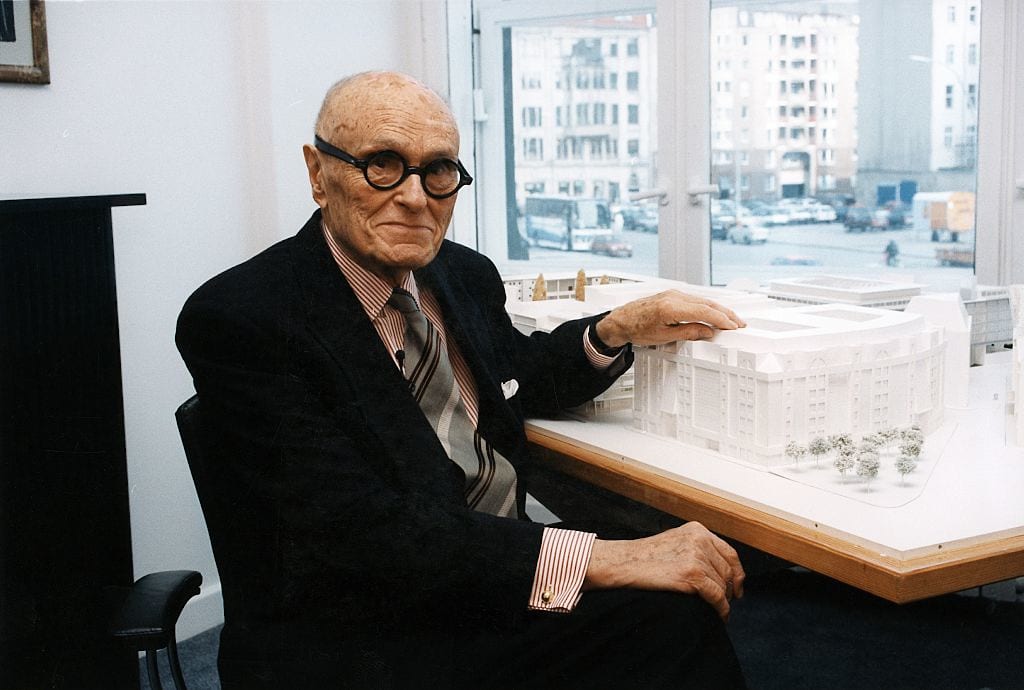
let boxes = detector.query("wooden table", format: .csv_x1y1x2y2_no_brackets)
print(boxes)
525,352,1024,604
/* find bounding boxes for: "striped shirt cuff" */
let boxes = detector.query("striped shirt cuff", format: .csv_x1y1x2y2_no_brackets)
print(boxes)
583,325,621,370
528,527,596,613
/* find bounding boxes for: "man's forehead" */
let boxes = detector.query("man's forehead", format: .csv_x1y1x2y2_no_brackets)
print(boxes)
325,76,458,150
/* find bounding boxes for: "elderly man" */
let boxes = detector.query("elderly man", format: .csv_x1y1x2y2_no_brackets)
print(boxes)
177,71,748,688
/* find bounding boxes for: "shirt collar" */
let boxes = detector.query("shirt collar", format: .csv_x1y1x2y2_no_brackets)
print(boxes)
320,219,417,321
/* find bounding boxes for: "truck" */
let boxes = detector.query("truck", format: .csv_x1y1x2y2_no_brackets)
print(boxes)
911,191,975,242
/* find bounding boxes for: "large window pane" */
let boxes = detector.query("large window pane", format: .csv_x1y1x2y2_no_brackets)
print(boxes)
482,9,659,276
709,1,979,293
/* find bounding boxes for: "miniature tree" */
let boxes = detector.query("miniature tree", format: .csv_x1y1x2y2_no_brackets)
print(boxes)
828,433,854,455
532,273,547,301
833,448,855,483
574,269,587,301
808,437,830,466
784,441,807,466
878,427,900,450
895,454,918,485
899,437,923,460
900,425,924,446
859,434,881,453
855,447,881,489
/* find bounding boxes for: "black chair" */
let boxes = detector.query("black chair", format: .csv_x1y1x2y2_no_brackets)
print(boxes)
108,569,202,690
107,396,206,689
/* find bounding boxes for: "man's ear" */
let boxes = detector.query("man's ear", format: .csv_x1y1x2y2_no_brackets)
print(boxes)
302,144,328,208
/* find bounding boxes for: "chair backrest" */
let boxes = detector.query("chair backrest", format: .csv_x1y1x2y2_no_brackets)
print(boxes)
175,396,225,574
176,395,203,465
175,395,261,627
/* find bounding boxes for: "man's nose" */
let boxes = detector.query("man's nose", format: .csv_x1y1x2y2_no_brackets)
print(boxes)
392,174,429,207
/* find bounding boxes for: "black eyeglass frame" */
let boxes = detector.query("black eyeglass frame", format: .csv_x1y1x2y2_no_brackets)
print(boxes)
313,135,473,199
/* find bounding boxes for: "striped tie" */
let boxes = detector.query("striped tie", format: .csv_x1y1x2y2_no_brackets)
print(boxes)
388,288,518,518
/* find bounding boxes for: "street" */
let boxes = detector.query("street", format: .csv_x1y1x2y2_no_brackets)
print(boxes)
501,221,975,294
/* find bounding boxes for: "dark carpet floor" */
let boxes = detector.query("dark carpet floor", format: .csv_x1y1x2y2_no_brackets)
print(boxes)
145,570,1024,690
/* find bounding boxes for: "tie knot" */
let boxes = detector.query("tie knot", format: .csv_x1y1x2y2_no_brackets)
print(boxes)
388,288,419,315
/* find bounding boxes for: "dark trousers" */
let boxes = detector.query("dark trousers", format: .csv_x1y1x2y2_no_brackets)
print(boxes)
457,587,746,689
221,517,750,688
221,586,746,690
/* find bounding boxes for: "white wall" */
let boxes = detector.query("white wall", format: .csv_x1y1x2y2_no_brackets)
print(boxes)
0,0,444,640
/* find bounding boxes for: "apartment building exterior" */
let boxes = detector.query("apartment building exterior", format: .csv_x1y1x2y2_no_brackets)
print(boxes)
709,6,860,203
509,16,656,207
856,0,980,206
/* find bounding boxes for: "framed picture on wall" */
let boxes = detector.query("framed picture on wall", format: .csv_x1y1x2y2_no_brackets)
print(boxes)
0,0,49,84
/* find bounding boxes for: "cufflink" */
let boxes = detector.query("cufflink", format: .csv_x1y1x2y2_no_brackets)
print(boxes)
541,585,554,604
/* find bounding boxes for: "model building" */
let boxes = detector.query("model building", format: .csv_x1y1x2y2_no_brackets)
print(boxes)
631,303,945,469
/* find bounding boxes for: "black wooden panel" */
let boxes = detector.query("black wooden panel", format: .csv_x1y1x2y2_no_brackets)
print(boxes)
1,196,144,689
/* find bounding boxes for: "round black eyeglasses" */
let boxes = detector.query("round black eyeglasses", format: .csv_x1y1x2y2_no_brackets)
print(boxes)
314,135,473,199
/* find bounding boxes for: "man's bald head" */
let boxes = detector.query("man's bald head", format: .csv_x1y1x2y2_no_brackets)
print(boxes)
314,71,458,150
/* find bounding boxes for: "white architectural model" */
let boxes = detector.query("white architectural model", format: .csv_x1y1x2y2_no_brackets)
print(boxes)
632,304,945,469
905,294,971,409
505,276,948,467
765,275,923,310
504,274,776,414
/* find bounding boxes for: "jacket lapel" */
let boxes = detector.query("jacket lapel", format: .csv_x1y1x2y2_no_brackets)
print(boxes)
417,253,523,454
288,214,461,491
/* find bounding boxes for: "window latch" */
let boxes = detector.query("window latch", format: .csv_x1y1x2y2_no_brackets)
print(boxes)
629,188,669,206
686,183,720,205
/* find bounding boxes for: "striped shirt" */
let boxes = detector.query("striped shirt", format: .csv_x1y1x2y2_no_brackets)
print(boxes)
321,222,597,613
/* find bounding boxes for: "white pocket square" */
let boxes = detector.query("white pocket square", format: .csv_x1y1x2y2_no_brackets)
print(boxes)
501,379,519,399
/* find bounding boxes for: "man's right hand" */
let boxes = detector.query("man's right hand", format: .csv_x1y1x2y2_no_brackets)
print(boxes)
582,522,745,620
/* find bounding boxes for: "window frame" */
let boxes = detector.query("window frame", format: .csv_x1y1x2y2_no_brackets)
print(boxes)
446,0,1024,286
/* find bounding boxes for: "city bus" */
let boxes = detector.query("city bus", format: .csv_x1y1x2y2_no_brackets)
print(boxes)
523,196,612,251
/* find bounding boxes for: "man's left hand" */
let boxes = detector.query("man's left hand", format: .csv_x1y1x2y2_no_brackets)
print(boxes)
595,289,746,348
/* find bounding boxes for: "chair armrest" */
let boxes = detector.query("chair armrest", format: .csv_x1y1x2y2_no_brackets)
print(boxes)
109,570,202,650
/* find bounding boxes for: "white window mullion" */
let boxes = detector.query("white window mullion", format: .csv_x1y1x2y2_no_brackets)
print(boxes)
444,0,479,249
975,0,1024,285
657,0,711,283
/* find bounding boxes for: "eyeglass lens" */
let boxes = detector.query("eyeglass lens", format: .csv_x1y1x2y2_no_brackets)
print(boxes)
365,151,462,197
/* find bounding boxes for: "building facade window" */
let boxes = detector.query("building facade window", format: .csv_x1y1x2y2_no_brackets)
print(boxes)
522,106,542,127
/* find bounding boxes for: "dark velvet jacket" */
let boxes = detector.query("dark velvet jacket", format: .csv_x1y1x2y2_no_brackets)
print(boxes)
175,210,632,686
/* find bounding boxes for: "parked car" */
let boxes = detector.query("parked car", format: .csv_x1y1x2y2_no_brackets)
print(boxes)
750,205,791,226
776,200,813,224
777,198,818,224
810,204,838,222
589,233,634,258
728,221,769,244
871,208,891,230
711,200,737,236
844,206,873,232
886,204,909,229
618,204,658,233
710,200,736,239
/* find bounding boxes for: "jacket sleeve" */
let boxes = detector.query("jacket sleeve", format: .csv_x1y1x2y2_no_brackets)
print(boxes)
446,247,633,419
